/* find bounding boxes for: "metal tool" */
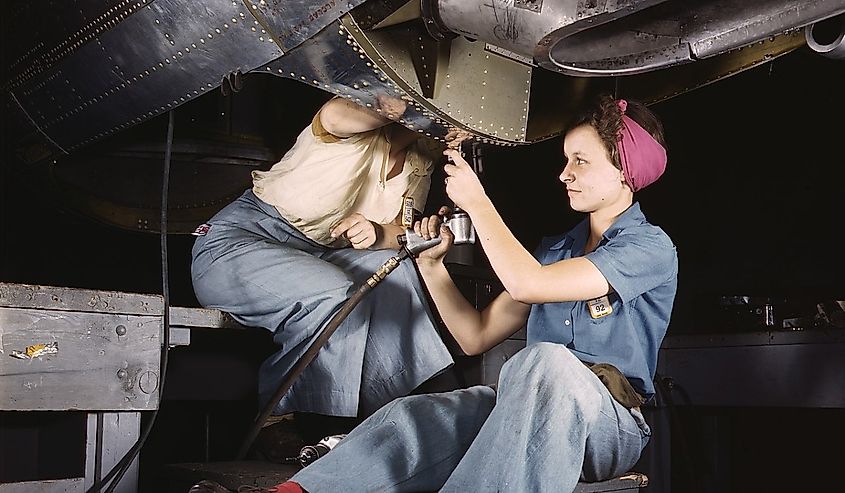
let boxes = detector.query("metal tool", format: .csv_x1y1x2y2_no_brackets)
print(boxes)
398,210,476,255
289,434,348,468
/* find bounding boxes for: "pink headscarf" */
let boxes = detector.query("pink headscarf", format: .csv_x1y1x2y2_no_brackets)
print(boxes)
616,99,667,192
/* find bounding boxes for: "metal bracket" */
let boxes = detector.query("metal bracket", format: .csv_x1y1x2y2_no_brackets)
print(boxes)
220,69,244,96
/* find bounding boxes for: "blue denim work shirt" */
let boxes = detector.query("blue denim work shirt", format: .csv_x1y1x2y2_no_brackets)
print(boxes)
526,202,678,400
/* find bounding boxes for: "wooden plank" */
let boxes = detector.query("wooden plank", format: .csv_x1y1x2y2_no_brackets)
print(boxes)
89,412,140,493
0,281,248,330
0,307,161,411
0,283,246,330
0,282,162,316
170,306,244,330
0,478,85,493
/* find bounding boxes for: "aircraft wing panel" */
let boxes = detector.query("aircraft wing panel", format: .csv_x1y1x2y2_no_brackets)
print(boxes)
4,0,845,166
8,0,284,156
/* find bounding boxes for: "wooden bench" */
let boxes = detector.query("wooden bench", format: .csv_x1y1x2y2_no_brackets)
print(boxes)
0,282,245,493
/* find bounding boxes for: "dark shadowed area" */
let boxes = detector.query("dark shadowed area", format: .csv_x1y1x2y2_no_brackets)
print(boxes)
2,45,844,492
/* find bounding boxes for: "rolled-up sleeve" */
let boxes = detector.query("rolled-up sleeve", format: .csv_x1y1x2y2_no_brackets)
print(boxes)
586,227,677,303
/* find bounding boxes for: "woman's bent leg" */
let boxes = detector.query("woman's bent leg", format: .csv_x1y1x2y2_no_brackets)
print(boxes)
292,385,496,493
323,248,454,416
192,214,452,417
441,343,648,492
192,219,366,416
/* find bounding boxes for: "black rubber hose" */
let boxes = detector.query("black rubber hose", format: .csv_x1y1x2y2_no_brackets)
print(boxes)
236,247,412,460
87,109,175,493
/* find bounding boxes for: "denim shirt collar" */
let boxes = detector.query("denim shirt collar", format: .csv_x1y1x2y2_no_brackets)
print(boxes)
548,202,645,251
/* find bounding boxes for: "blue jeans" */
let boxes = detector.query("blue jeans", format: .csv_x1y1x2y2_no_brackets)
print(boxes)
190,190,454,417
292,342,651,492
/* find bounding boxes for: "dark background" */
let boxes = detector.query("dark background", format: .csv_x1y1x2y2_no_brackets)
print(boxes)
2,44,844,492
3,45,844,326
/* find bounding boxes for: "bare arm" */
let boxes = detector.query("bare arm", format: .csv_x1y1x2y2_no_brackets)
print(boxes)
330,211,405,250
443,150,610,304
371,212,405,250
319,95,406,138
415,216,530,355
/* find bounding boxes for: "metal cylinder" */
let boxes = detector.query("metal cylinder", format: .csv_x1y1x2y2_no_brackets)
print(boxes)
805,14,845,60
446,211,476,245
297,434,347,467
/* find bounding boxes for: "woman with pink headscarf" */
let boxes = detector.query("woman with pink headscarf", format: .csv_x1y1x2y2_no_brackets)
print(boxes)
275,94,677,493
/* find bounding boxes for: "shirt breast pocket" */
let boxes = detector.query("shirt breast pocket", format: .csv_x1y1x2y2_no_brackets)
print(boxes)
574,296,617,355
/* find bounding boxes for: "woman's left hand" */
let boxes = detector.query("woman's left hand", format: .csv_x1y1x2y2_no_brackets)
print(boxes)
331,213,379,249
414,207,453,263
443,149,487,214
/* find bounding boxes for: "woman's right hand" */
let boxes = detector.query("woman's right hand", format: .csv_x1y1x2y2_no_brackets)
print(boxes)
414,206,454,263
443,149,488,214
375,94,407,120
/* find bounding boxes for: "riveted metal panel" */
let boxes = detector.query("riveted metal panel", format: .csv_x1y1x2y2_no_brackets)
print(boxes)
4,0,156,94
245,0,367,52
9,0,283,154
364,23,534,143
259,14,533,146
5,0,833,158
260,18,462,144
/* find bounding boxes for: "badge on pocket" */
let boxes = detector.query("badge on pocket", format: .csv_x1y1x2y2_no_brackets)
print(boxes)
587,295,613,319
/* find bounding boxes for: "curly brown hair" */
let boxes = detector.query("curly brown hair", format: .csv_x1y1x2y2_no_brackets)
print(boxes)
565,94,666,172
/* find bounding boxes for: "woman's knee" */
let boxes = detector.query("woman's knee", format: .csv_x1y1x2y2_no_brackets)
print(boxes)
499,343,592,393
370,394,432,429
502,343,580,376
194,244,352,312
378,387,495,424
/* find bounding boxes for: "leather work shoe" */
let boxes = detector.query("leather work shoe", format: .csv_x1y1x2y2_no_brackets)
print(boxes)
249,417,307,464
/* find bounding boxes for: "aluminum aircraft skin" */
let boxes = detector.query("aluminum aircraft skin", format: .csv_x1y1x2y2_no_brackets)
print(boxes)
2,1,844,231
4,0,844,157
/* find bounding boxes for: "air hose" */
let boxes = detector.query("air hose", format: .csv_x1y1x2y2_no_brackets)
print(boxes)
237,143,479,460
235,246,414,460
